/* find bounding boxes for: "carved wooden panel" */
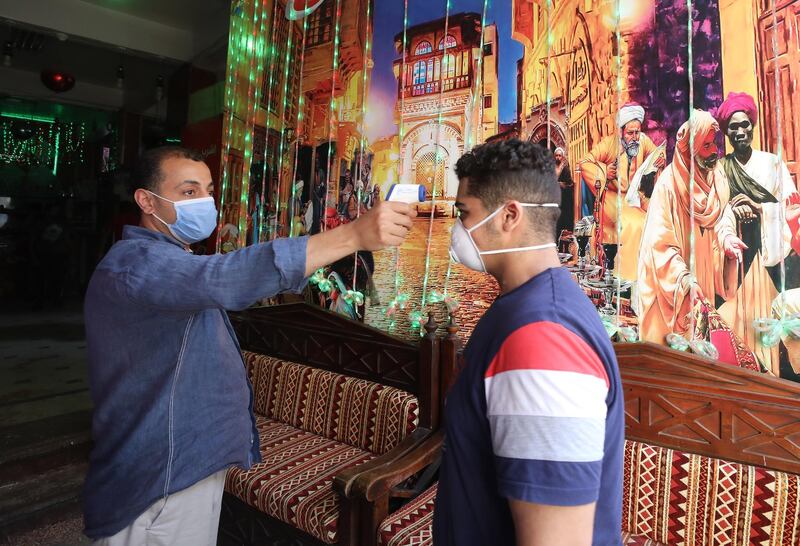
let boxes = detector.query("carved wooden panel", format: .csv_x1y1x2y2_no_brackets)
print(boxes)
616,342,800,474
230,303,423,394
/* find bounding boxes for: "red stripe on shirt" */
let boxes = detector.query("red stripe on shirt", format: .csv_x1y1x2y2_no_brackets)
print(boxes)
485,321,609,387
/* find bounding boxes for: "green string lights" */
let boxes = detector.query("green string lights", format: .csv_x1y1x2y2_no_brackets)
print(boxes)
259,0,283,243
270,23,297,240
350,0,374,299
323,0,345,231
289,0,311,239
546,0,552,149
419,0,452,322
755,0,789,347
686,0,697,341
0,118,86,171
464,0,490,151
440,0,489,318
385,0,411,329
614,0,623,324
238,3,269,248
770,0,787,321
218,2,245,252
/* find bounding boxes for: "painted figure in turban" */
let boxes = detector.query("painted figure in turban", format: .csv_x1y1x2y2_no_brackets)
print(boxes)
554,147,575,236
579,103,666,280
714,92,799,374
638,110,742,344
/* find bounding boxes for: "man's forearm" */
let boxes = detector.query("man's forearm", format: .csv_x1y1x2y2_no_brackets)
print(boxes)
305,223,360,277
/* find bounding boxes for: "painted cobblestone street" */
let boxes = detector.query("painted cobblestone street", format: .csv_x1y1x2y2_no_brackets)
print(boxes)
364,217,498,342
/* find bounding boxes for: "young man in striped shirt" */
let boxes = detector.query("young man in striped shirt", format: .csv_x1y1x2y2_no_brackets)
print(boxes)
435,139,624,546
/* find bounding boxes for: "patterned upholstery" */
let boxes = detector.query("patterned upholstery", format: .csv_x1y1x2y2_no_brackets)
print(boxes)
377,483,437,546
621,532,666,545
242,351,419,454
376,440,800,546
375,483,661,546
623,439,800,545
226,416,377,544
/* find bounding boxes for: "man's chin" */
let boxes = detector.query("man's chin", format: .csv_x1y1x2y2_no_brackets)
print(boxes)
732,142,752,154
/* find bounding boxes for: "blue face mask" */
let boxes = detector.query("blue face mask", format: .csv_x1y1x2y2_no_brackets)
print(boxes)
147,191,218,244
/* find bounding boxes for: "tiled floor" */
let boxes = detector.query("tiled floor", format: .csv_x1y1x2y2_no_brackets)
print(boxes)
0,307,91,429
0,516,91,546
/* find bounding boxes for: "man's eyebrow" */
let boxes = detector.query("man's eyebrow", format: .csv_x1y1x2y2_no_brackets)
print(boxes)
455,201,466,208
179,180,202,187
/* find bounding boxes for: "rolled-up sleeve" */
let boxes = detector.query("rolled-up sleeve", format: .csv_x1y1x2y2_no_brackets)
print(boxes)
271,236,309,293
123,236,309,312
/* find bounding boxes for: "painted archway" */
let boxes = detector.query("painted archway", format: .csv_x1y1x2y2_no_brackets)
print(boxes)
400,121,463,198
529,122,567,151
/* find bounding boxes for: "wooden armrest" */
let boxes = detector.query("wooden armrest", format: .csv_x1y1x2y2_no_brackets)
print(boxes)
333,427,432,498
351,429,444,502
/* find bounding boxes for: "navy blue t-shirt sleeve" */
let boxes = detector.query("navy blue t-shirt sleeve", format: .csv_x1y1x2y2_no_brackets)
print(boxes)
484,321,610,506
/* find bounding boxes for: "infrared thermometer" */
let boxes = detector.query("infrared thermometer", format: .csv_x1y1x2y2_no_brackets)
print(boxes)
386,184,426,204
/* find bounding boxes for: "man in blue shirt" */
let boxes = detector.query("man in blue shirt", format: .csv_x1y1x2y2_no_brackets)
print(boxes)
83,146,414,545
437,140,624,545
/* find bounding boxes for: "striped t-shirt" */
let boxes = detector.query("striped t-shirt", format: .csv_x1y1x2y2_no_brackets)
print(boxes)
433,267,624,546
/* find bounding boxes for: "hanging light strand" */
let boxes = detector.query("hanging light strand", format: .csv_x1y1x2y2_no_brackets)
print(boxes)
217,3,245,252
419,0,452,316
753,0,792,350
387,0,411,327
351,0,374,298
687,0,696,340
258,0,283,243
614,0,623,322
441,0,489,316
546,0,552,149
237,2,268,248
289,0,311,238
322,0,345,233
270,20,297,239
464,0,490,150
770,0,787,320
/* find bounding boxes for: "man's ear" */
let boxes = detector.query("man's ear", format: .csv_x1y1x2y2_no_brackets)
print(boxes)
501,201,525,233
134,189,156,215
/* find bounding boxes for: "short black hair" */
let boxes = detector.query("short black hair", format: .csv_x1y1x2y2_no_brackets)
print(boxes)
130,146,205,194
455,139,560,240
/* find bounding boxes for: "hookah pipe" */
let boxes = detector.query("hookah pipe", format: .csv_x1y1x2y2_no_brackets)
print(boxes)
593,178,605,269
593,148,632,275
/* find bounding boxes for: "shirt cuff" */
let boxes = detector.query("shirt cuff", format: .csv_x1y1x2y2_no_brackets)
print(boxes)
498,478,600,507
272,236,309,293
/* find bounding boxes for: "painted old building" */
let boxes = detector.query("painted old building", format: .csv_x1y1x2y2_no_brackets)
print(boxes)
392,14,499,202
512,0,632,191
220,0,372,248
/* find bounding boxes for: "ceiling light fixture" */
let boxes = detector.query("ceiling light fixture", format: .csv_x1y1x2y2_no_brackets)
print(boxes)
155,75,164,101
3,41,12,67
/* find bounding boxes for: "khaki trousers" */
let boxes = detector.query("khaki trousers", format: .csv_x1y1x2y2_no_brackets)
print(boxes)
93,469,227,546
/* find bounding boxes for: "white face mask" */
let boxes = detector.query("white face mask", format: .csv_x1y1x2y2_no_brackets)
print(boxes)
449,203,559,272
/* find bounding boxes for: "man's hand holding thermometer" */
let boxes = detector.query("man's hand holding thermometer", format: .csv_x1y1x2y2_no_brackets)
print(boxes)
386,184,426,204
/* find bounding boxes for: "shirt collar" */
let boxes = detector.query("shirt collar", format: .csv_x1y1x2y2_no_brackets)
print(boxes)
122,225,185,248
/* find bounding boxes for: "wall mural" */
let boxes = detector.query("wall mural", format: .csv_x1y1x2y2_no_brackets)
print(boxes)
220,0,800,383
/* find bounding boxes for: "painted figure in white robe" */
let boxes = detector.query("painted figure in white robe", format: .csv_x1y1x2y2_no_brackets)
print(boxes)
714,92,799,375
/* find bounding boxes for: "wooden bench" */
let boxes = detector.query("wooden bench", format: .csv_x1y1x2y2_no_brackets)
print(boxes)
352,340,800,546
217,302,442,546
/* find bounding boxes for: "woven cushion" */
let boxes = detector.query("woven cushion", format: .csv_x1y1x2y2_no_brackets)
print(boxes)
377,483,437,546
623,439,800,545
226,416,376,544
620,531,666,545
242,351,418,454
376,484,661,546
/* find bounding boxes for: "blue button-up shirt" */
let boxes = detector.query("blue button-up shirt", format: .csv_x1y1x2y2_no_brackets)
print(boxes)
82,226,308,539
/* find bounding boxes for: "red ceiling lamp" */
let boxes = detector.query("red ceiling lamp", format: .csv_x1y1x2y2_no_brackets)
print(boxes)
40,70,75,93
285,0,325,20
